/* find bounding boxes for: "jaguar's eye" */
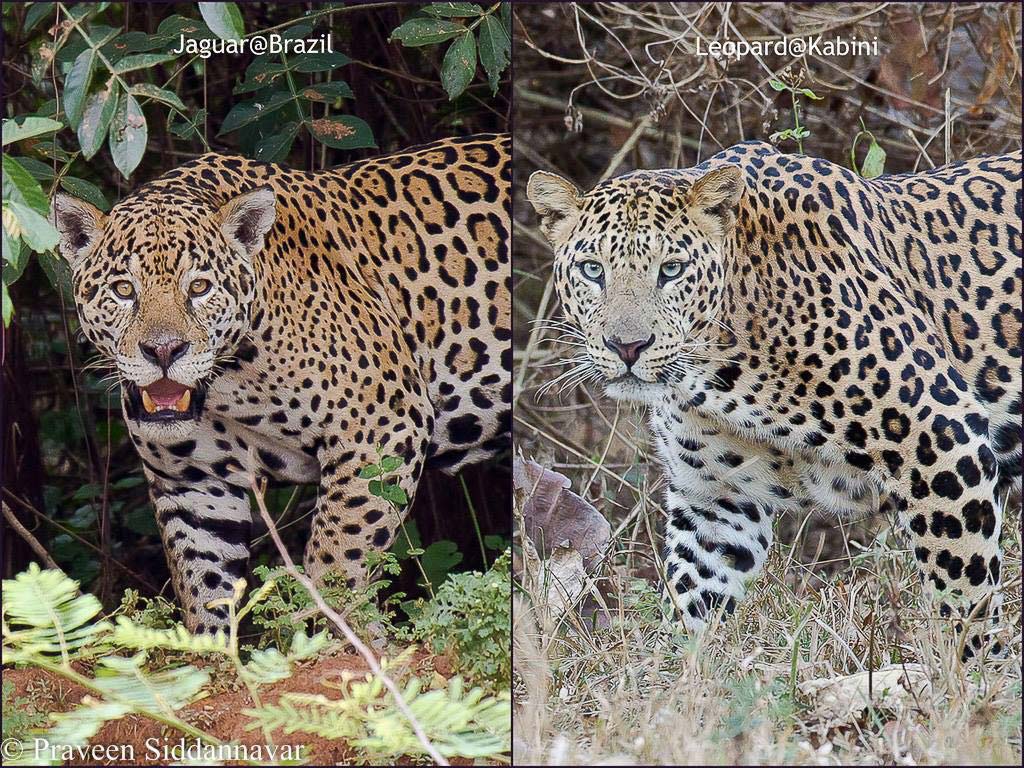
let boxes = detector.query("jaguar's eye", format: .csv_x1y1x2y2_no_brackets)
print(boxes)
579,260,604,283
659,261,684,283
189,278,212,298
111,280,136,300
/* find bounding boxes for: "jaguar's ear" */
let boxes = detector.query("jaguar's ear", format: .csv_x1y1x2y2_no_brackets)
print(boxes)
50,193,107,266
219,185,276,257
527,170,583,246
688,165,744,234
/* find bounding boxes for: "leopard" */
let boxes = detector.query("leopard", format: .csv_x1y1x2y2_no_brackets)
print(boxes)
52,134,511,634
528,140,1021,659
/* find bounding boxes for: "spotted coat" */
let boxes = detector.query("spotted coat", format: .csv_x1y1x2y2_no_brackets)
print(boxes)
528,141,1020,658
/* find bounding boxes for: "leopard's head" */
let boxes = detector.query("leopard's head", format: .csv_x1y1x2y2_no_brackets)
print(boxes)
52,184,276,434
527,164,743,404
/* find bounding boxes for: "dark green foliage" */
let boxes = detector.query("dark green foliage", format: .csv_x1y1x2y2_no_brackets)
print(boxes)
407,549,512,691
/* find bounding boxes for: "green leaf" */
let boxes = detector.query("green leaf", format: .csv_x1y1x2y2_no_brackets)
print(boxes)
64,48,96,130
60,176,111,212
299,82,355,103
292,51,352,73
368,479,383,496
800,87,823,100
2,117,64,147
441,31,477,100
24,3,56,34
218,91,294,135
254,123,299,163
168,107,205,140
3,221,25,275
11,156,55,181
2,280,13,327
234,60,292,94
424,2,485,17
308,115,377,150
76,79,118,160
2,155,50,214
198,2,244,41
108,92,148,179
113,52,178,73
768,78,787,92
477,14,510,94
860,139,886,179
153,14,213,45
379,455,403,473
381,483,409,507
358,464,382,479
37,248,74,300
130,83,187,112
8,202,59,253
390,17,465,47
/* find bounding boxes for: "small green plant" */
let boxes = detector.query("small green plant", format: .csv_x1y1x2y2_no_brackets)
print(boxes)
407,549,512,691
768,75,823,153
248,562,400,651
850,118,887,179
2,680,47,743
358,448,410,507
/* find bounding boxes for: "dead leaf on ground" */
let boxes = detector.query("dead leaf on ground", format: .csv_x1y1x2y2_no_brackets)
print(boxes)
513,454,611,572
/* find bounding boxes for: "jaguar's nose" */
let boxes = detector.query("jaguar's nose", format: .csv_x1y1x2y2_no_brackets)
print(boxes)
604,334,655,367
139,338,190,371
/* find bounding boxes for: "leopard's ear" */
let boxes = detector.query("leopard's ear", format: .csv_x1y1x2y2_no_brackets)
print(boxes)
50,193,107,266
219,185,276,256
687,165,744,233
527,170,583,247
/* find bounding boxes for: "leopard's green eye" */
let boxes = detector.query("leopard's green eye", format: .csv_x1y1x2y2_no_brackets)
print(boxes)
579,260,604,282
111,280,136,300
659,261,684,282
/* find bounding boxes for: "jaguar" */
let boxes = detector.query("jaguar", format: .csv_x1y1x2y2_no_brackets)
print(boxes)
53,134,511,633
528,140,1020,658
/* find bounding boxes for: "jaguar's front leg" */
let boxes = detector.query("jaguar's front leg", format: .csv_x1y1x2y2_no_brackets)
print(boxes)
653,410,791,632
304,392,433,594
146,468,252,634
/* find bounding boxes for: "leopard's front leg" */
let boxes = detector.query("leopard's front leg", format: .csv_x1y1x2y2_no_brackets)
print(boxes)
652,406,795,632
885,414,1004,659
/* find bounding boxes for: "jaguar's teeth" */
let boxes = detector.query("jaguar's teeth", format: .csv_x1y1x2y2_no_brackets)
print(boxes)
175,389,191,413
141,389,157,413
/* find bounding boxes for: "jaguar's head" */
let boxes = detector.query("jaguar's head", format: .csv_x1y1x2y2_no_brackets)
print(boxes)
51,185,276,433
527,164,744,404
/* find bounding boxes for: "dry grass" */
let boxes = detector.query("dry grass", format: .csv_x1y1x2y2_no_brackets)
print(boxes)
512,4,1022,763
512,435,1022,764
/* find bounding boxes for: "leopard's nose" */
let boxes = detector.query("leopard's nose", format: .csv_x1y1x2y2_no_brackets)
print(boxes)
604,334,655,367
139,338,190,371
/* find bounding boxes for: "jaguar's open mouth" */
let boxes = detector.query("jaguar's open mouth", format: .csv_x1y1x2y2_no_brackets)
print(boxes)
124,378,205,423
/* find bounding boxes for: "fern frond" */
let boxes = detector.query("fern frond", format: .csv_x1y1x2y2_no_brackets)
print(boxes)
110,616,229,654
1,563,111,664
243,676,511,760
